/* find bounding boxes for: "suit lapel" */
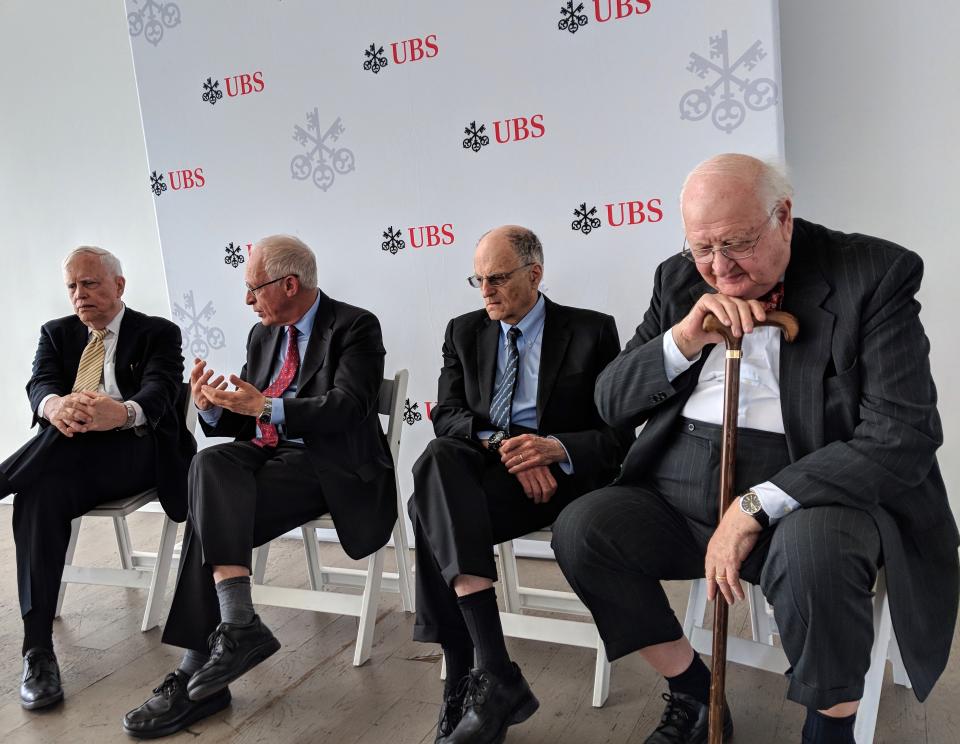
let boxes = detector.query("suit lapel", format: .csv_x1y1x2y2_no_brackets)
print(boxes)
535,299,571,422
476,317,501,418
251,325,283,390
779,239,833,460
297,291,334,391
114,308,142,394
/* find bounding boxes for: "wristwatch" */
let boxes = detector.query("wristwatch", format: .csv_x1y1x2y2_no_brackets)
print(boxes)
258,397,273,424
121,401,137,430
739,489,770,529
487,430,508,452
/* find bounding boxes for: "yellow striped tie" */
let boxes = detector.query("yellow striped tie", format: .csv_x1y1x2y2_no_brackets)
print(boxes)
72,329,107,392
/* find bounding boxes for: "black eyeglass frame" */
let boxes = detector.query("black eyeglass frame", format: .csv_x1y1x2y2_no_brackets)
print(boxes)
466,263,534,289
245,274,298,296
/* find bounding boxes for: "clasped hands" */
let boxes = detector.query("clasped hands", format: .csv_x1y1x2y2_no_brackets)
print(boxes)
44,392,127,437
191,358,265,417
705,502,763,605
493,434,568,505
673,291,771,361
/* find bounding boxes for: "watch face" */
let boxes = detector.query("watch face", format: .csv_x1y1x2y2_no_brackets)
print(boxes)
742,492,762,514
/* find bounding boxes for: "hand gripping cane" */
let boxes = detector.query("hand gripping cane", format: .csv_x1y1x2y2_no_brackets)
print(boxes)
702,309,799,744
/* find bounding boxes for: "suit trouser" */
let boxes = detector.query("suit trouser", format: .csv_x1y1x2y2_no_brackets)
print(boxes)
161,441,327,652
0,426,155,650
551,419,882,710
409,436,582,647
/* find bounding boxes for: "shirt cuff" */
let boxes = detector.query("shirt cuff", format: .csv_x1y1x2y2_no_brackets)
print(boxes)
547,435,574,475
38,393,57,420
127,400,146,427
198,405,223,427
476,429,494,442
662,330,700,382
270,397,285,426
752,481,801,523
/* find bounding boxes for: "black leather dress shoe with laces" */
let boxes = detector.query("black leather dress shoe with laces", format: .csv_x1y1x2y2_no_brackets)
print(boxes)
644,691,733,744
186,614,280,702
20,647,63,710
435,685,467,742
439,663,539,744
123,671,231,739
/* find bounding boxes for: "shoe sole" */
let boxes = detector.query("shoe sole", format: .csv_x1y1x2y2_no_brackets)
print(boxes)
21,688,64,710
122,690,231,739
187,636,281,702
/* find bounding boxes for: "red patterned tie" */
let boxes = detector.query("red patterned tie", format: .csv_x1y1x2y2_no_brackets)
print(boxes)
758,281,784,311
252,326,300,448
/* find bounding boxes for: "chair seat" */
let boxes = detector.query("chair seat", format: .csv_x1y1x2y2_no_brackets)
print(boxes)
87,489,158,517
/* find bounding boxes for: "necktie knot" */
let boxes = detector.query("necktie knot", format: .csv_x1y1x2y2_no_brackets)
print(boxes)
92,328,106,341
758,282,785,311
507,326,521,344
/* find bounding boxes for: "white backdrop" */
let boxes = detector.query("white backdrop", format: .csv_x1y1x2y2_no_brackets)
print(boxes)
124,0,784,527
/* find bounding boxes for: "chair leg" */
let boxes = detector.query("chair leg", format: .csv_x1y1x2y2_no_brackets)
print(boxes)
353,548,386,667
114,516,135,571
301,525,323,592
854,577,891,744
497,540,522,615
142,516,178,631
682,579,709,640
392,519,415,613
55,517,82,618
592,637,611,707
252,542,271,584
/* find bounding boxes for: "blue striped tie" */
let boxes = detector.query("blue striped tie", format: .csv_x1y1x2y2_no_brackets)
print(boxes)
489,327,522,432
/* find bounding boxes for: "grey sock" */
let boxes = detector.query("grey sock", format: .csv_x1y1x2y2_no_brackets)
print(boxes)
216,575,255,625
178,648,209,677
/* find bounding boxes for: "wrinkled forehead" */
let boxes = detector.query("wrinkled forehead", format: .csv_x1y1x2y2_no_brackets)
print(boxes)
682,174,765,232
474,235,520,274
64,254,109,281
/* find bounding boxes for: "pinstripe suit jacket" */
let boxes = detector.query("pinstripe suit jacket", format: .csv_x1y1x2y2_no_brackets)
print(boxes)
595,218,958,702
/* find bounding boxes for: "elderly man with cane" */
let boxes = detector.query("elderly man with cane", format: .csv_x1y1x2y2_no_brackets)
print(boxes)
551,153,957,744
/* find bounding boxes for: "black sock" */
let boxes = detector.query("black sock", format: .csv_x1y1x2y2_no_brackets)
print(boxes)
215,575,255,625
442,643,475,696
457,588,512,678
666,651,712,706
22,611,54,656
802,709,856,744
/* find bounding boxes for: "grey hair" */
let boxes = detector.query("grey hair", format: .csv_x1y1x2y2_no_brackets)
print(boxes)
477,226,544,265
253,234,318,289
62,246,123,277
681,153,794,217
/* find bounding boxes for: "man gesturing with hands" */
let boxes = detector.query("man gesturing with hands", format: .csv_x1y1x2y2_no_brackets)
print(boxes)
408,225,632,744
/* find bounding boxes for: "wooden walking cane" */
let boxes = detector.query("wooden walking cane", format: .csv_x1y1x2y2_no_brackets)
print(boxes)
703,309,799,744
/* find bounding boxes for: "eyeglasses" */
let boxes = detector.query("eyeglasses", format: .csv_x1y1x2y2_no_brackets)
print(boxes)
681,209,778,264
467,263,533,288
245,275,297,296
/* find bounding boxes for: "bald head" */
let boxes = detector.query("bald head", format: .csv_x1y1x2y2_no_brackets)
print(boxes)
681,153,793,221
473,225,543,325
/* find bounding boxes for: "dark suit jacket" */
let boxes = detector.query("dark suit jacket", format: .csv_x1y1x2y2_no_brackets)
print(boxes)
200,290,396,560
596,218,958,702
25,307,194,521
432,294,633,493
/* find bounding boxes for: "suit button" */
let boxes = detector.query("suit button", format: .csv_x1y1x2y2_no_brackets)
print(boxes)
687,423,695,432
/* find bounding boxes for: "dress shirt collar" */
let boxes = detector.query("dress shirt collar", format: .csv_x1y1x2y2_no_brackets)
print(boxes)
499,292,546,341
88,303,125,338
291,291,321,338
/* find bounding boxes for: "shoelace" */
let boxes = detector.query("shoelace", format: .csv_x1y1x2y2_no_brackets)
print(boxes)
438,690,466,734
656,692,694,735
24,654,57,683
461,670,492,710
207,626,238,660
153,672,182,698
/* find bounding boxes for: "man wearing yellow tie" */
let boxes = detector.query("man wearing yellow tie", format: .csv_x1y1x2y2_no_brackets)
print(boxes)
0,246,191,711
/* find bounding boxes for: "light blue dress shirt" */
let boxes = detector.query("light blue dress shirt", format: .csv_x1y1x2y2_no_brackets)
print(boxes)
199,291,321,444
477,294,574,473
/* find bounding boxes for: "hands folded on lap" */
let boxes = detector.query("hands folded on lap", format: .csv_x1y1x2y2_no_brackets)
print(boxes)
45,391,126,437
497,434,569,505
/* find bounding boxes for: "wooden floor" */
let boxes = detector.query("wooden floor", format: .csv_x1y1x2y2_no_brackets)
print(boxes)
0,509,957,744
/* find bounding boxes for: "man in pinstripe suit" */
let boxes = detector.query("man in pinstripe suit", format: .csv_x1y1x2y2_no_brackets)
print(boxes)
552,154,958,744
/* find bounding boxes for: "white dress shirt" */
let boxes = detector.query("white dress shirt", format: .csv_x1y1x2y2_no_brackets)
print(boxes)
662,328,801,522
39,304,146,426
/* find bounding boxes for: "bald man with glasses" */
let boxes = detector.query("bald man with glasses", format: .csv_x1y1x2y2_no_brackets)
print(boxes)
408,225,633,744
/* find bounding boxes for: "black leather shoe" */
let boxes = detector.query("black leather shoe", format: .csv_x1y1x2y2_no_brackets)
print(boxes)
123,671,230,738
186,614,280,702
20,647,63,710
435,684,467,742
439,663,539,744
644,692,733,743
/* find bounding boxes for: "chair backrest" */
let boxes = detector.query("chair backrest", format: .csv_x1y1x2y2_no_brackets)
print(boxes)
378,369,409,467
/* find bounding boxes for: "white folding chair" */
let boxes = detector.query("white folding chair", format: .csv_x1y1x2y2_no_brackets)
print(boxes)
250,370,415,666
57,387,196,631
496,530,611,707
682,569,910,744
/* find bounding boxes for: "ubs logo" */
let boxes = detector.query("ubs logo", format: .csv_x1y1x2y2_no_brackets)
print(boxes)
462,115,545,153
150,168,205,196
363,35,439,75
570,199,663,234
381,224,455,252
558,0,651,32
202,72,265,105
